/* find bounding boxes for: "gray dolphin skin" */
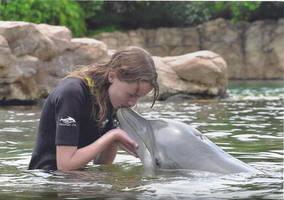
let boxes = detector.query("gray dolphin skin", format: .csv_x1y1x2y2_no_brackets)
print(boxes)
117,107,259,174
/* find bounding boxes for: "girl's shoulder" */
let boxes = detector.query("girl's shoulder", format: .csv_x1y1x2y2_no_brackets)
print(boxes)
58,78,87,93
51,78,89,103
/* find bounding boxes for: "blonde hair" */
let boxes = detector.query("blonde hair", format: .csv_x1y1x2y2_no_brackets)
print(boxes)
65,46,159,125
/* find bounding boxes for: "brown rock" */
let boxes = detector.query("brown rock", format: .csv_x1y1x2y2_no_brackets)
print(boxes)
0,22,109,104
94,27,200,57
161,51,227,96
93,18,284,80
37,23,73,55
153,56,189,100
198,18,245,79
0,21,56,61
71,38,108,64
42,38,108,79
0,35,21,82
245,19,284,79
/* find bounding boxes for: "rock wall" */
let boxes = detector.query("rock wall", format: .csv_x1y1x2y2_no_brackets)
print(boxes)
94,18,284,80
0,21,108,104
0,21,228,104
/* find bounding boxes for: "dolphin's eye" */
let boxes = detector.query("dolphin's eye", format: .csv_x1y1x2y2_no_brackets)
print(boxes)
155,158,161,168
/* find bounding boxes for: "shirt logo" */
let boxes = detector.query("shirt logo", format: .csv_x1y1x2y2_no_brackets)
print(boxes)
101,119,109,128
58,116,77,127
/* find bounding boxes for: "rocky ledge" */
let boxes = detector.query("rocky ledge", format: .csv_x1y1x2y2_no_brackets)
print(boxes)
0,21,227,105
95,18,284,80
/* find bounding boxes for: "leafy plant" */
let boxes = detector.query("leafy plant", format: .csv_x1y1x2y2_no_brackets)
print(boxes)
0,0,282,36
213,1,261,23
84,1,263,32
0,0,86,37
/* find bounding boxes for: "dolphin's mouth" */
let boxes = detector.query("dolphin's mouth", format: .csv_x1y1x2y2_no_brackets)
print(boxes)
117,108,146,143
117,108,153,156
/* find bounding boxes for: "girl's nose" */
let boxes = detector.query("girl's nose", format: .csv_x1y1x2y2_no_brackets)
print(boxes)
128,101,136,107
128,97,138,107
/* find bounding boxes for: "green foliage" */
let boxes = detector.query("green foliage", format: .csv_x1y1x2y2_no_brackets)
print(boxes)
0,0,87,37
85,1,265,35
182,2,214,25
213,1,261,23
77,0,103,19
86,1,213,35
0,1,282,37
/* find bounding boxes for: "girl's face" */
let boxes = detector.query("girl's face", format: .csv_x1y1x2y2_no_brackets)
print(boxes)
108,72,153,109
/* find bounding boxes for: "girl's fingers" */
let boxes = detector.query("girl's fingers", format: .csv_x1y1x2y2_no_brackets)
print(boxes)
121,131,138,148
121,143,138,157
119,143,139,158
112,128,139,157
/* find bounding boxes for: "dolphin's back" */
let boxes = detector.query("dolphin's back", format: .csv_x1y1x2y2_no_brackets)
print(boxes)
150,119,257,174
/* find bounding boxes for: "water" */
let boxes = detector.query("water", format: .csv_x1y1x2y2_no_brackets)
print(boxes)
0,80,283,200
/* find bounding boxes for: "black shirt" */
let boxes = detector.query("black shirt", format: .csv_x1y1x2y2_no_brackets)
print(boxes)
28,78,115,170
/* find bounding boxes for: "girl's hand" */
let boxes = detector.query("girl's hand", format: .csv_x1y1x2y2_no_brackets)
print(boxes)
110,128,139,158
57,128,139,170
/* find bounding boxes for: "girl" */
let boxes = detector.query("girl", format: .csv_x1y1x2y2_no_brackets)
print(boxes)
28,46,159,170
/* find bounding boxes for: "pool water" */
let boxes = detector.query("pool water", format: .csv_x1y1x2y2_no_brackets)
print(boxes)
0,80,283,200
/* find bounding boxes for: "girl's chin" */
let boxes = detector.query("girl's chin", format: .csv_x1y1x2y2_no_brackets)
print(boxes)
109,101,119,109
114,105,128,110
113,104,121,110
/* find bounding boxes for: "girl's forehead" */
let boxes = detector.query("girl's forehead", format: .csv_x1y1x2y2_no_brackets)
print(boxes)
123,80,152,95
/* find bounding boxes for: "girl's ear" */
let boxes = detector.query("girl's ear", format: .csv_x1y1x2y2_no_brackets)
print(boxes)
108,71,117,83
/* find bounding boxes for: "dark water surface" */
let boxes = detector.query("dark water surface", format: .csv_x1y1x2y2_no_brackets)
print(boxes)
0,80,283,200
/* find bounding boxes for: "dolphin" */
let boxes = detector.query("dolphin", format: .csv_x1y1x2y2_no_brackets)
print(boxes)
116,107,258,174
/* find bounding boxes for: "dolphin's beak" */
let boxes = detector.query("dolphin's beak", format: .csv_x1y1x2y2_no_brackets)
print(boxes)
116,107,144,140
117,107,146,128
116,107,156,169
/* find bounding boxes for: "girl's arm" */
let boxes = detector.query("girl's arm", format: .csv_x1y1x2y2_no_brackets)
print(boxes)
56,128,138,170
93,142,118,165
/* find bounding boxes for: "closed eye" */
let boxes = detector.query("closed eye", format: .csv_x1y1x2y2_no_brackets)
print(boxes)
128,93,141,98
128,93,135,98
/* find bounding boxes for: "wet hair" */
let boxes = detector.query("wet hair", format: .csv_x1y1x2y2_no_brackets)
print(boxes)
65,46,159,125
